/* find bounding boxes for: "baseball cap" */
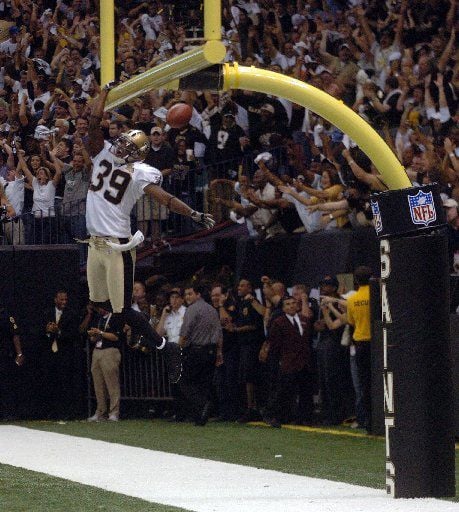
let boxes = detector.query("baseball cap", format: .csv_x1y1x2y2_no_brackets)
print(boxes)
34,125,52,140
291,14,306,27
319,275,339,288
443,198,458,208
339,43,350,50
388,51,402,62
73,78,84,86
150,126,163,135
260,103,275,114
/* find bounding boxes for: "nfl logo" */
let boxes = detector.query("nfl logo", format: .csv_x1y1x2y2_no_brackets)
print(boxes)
371,200,383,234
408,190,437,226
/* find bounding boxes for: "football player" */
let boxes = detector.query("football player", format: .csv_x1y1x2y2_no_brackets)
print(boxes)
85,83,214,350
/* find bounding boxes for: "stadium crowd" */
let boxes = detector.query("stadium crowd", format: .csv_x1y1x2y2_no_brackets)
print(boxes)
0,0,457,257
0,0,458,426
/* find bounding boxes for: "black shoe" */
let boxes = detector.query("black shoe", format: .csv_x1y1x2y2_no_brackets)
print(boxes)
194,401,210,426
268,418,281,428
237,408,260,424
209,416,226,423
167,414,186,423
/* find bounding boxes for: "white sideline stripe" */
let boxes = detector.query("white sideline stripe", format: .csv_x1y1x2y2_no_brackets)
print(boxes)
0,426,458,512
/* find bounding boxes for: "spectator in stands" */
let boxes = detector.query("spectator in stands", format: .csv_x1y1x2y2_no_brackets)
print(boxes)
245,163,285,239
61,152,90,246
1,166,24,245
206,103,247,177
279,167,348,231
139,125,174,239
19,148,62,244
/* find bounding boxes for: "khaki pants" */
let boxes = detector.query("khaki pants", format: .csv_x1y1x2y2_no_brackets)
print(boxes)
4,220,24,245
91,348,121,417
86,236,135,313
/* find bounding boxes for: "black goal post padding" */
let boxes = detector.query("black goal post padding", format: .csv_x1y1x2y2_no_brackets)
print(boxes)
371,184,455,499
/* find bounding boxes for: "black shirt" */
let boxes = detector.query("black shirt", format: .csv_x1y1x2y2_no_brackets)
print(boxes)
144,143,175,171
0,309,19,359
234,298,264,345
90,313,123,350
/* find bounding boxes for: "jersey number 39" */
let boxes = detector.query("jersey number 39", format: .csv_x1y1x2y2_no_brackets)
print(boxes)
89,160,131,205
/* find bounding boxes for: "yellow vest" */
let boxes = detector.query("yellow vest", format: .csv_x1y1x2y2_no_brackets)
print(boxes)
346,285,371,342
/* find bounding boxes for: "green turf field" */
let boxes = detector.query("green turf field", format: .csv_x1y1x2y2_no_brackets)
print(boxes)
0,419,457,511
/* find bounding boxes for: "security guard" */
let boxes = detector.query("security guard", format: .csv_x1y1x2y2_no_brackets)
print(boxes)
0,307,24,419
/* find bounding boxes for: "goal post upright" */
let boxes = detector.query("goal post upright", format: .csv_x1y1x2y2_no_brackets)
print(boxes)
100,0,115,86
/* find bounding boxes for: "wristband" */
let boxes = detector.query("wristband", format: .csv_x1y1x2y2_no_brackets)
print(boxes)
16,353,22,357
329,214,333,220
449,153,455,159
348,160,355,165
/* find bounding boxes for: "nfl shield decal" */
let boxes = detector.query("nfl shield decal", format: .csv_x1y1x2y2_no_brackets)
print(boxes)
407,190,437,227
371,200,383,234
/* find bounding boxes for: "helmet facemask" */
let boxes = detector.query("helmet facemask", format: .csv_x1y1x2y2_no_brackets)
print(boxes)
109,130,150,164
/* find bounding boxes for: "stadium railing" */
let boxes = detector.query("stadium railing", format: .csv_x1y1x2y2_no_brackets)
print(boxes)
0,147,290,250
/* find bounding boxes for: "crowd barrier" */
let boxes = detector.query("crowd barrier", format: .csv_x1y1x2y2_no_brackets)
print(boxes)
0,148,290,250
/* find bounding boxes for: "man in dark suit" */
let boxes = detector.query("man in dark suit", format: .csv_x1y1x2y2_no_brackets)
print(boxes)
41,290,79,419
263,296,314,428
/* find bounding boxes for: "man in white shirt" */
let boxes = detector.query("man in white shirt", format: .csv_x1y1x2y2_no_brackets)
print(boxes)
156,289,186,344
86,84,214,352
0,26,30,57
1,168,24,244
249,168,285,239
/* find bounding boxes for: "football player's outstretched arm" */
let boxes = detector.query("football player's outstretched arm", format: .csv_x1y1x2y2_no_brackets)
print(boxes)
144,184,215,229
88,82,116,158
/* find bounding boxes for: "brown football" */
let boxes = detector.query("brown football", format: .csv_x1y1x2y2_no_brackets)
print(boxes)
166,103,193,129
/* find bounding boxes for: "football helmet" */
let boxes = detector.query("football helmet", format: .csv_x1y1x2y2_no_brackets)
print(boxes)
110,129,150,163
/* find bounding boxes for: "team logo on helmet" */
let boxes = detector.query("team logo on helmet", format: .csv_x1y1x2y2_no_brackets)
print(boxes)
110,129,150,163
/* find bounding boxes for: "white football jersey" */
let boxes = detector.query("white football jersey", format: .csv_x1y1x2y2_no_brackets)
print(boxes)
86,141,163,238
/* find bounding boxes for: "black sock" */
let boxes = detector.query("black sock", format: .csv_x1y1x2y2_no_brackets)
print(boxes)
118,309,165,349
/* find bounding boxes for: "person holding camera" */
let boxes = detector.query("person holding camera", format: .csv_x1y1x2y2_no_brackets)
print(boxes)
86,304,124,422
155,289,187,420
0,181,16,220
156,289,186,345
